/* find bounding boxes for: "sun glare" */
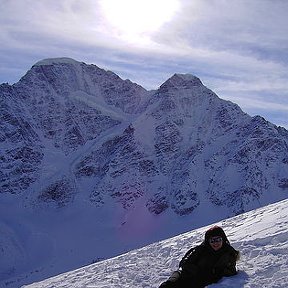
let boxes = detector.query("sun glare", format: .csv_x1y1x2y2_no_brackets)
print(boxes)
99,0,179,41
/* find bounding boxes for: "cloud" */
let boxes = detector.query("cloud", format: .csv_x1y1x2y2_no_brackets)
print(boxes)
0,0,287,128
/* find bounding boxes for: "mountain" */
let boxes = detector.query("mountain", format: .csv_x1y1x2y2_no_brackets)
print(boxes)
0,58,287,287
22,198,288,288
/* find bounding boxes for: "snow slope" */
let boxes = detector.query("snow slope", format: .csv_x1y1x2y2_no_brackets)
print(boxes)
23,198,288,288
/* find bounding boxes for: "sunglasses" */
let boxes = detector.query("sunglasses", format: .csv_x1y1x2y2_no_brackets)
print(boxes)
209,236,223,244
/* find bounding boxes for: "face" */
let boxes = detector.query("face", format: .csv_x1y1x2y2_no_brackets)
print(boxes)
209,236,223,251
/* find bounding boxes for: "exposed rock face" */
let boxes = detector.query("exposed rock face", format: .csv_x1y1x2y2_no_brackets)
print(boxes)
1,58,287,214
0,84,43,194
0,58,287,287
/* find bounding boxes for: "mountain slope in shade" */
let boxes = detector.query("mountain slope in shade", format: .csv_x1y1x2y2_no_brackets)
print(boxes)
0,58,287,287
23,198,288,288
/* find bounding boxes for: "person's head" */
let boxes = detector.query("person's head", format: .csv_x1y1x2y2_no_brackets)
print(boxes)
204,226,229,251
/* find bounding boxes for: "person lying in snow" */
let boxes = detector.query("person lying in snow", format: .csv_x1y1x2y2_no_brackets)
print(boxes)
159,226,240,288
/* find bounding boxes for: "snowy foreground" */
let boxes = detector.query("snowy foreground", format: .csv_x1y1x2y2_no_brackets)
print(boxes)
23,199,288,288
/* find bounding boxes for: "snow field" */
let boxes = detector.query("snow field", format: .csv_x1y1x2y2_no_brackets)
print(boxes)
23,198,288,288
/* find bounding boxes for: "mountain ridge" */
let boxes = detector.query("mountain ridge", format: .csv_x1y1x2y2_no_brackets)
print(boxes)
0,57,287,287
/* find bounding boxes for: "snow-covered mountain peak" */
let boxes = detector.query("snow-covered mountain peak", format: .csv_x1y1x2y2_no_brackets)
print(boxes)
15,57,148,116
159,73,203,91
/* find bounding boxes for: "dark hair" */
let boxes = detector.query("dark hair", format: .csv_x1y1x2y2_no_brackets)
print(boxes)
204,226,229,245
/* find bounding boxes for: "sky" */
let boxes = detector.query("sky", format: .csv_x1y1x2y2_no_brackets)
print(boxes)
1,0,288,128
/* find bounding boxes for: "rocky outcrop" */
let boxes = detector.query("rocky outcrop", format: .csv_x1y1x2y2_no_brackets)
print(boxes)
1,58,287,216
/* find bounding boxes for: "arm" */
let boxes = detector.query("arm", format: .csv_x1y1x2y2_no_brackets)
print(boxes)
213,248,240,278
179,245,204,276
223,249,240,276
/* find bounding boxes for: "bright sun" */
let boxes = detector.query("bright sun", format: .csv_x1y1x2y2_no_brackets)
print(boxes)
99,0,179,41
